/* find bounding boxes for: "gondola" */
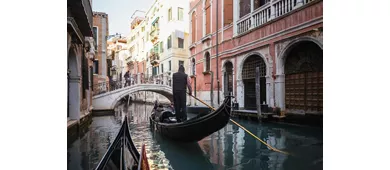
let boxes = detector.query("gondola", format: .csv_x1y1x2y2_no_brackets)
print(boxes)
149,96,232,142
95,116,150,170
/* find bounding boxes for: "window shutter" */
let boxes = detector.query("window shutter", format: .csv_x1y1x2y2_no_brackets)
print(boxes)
224,0,233,26
205,0,211,35
191,13,196,42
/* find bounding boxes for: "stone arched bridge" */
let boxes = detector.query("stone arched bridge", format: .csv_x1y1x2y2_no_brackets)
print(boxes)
92,83,173,110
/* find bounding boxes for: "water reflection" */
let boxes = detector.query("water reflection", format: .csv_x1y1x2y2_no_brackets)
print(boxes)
68,102,322,170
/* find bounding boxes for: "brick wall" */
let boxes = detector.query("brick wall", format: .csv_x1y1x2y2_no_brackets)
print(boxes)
93,12,109,76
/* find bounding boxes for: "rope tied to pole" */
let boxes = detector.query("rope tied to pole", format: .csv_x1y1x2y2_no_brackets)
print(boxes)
187,93,291,155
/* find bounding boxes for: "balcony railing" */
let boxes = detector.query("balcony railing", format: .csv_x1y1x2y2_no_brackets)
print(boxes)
236,0,317,35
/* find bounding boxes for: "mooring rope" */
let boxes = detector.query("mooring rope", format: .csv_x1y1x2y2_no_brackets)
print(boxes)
187,93,290,155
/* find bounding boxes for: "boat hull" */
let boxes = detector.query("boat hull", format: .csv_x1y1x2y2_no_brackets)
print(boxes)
95,116,150,170
150,96,232,142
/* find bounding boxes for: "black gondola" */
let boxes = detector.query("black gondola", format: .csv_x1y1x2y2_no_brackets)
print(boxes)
95,116,150,170
149,96,232,142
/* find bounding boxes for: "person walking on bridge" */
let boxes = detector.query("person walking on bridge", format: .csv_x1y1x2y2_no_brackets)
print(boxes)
172,65,192,122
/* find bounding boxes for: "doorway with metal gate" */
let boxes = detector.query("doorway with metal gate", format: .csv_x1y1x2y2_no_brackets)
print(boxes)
242,55,266,110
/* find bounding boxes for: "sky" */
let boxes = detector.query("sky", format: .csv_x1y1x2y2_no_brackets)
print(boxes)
92,0,155,36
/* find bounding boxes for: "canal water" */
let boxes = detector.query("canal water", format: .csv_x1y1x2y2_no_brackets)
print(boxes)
68,102,323,170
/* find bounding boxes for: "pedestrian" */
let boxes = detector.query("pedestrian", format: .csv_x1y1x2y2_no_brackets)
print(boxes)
172,65,192,122
124,71,130,87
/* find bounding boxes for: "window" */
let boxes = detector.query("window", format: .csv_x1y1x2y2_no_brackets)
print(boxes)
106,59,111,77
160,41,163,53
254,0,269,9
142,38,145,50
152,67,157,76
192,58,196,75
93,27,98,49
90,66,94,89
169,60,171,71
224,0,233,26
168,8,172,21
239,0,251,18
205,52,210,71
167,36,172,49
205,0,211,35
161,64,164,73
153,44,159,54
146,32,149,41
179,60,184,67
178,7,184,21
142,26,145,32
82,55,88,98
93,60,99,74
178,38,184,48
191,12,196,42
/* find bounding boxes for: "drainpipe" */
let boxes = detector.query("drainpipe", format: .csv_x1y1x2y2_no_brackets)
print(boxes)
216,0,220,105
194,76,197,105
210,71,214,107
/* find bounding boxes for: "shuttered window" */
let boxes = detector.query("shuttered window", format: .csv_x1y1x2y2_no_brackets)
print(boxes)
191,12,196,42
178,7,184,21
168,8,172,21
160,41,163,53
205,0,211,35
167,36,172,49
224,0,233,26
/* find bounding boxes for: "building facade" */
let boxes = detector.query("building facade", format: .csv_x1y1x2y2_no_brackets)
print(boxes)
92,12,110,94
189,0,323,116
107,35,129,88
67,0,94,130
125,0,191,104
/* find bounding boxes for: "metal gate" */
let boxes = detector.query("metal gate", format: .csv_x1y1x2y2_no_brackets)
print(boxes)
242,55,266,110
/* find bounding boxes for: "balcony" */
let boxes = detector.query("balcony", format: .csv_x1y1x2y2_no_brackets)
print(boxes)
149,52,160,67
150,28,160,43
125,56,133,63
67,0,93,37
236,0,317,35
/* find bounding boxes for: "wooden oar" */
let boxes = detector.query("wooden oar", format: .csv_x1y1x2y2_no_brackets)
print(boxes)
187,93,290,155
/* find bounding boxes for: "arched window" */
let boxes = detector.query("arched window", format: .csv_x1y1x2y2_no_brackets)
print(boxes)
191,12,196,43
205,52,210,72
205,0,211,35
191,58,196,75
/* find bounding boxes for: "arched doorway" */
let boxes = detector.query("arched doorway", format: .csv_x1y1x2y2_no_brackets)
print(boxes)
242,55,266,110
284,41,323,114
223,61,233,96
68,47,80,120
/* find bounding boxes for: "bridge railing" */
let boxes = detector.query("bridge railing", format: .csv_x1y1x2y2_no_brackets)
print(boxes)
92,74,173,96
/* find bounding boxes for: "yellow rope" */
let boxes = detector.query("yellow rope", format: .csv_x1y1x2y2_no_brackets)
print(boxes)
188,94,290,155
